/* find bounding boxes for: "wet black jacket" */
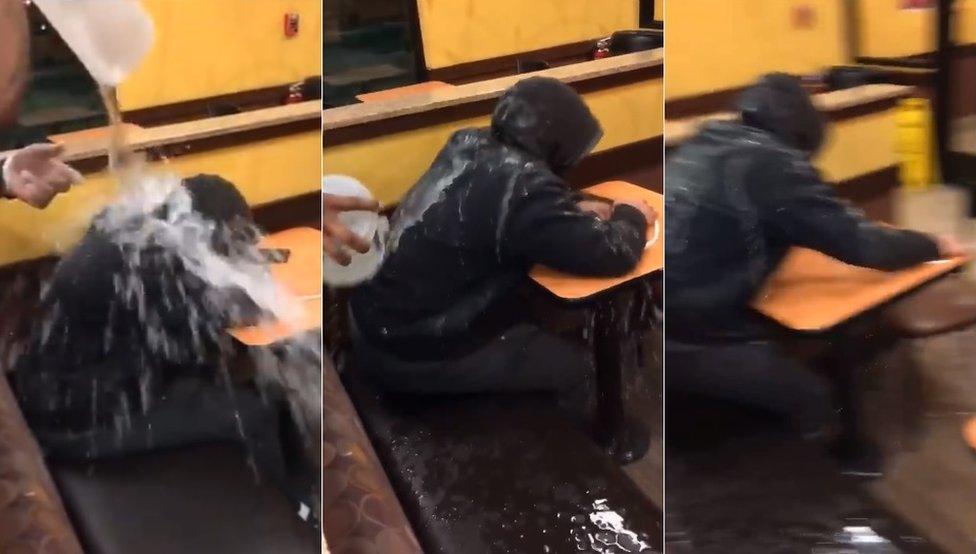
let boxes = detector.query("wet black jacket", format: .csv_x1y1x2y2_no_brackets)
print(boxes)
351,77,648,360
665,74,939,341
14,176,260,435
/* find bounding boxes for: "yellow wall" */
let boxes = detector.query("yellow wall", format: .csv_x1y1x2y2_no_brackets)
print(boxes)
956,1,976,45
666,0,847,99
654,1,663,21
855,2,976,59
416,0,639,69
857,1,934,58
325,78,663,206
0,130,321,266
119,0,321,110
815,110,899,182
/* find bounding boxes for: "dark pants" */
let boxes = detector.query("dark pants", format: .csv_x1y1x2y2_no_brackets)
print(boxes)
666,338,836,435
351,318,593,421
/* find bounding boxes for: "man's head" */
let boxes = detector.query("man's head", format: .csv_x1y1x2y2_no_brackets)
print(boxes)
491,76,604,176
0,0,30,127
179,174,257,254
182,174,252,225
736,73,826,156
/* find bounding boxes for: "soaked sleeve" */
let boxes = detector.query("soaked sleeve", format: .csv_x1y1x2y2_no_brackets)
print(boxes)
499,173,647,276
755,156,940,270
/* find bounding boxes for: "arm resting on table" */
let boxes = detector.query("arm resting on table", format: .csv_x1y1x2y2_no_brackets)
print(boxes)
756,156,939,271
501,176,647,276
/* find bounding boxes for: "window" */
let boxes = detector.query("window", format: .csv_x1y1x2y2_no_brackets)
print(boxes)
640,0,662,28
323,0,423,108
1,1,106,151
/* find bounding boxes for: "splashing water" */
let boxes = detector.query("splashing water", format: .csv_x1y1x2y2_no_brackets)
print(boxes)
94,170,316,426
571,499,653,553
95,172,303,326
4,11,321,515
14,166,322,524
97,85,148,178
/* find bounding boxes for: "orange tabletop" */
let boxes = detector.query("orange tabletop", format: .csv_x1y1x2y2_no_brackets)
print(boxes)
753,247,969,332
229,227,323,346
230,297,322,347
356,81,453,103
529,181,663,301
259,227,323,297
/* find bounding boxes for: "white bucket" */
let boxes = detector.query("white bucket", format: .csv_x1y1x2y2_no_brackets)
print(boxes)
323,175,386,287
33,0,155,87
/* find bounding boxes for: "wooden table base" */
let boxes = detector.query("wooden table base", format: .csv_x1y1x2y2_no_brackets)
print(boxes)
593,286,651,465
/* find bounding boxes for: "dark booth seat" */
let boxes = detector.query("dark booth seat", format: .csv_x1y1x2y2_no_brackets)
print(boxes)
53,443,319,554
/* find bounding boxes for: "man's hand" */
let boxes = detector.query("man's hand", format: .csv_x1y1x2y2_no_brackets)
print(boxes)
936,233,969,259
324,193,379,266
577,200,612,220
2,143,83,208
615,199,658,227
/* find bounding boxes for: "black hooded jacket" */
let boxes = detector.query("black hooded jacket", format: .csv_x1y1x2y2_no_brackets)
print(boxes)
665,73,940,341
351,77,648,360
14,175,263,435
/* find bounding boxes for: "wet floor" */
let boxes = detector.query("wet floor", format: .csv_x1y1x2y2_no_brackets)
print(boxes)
622,326,663,509
664,185,976,553
878,184,976,552
666,395,941,554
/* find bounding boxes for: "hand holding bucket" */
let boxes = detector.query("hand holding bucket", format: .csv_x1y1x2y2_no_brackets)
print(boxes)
323,176,387,287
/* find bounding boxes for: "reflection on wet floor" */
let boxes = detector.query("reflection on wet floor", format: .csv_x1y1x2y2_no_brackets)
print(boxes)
666,397,940,554
666,186,976,553
622,326,663,509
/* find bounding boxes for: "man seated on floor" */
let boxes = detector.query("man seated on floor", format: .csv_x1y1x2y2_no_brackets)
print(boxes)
665,73,965,456
13,175,312,510
349,76,657,423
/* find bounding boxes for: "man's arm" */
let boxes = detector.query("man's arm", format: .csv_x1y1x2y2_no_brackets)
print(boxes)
499,173,650,276
756,156,942,270
0,0,29,127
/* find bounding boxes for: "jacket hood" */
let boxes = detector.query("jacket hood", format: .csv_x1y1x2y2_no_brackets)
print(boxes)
491,76,604,175
736,73,825,155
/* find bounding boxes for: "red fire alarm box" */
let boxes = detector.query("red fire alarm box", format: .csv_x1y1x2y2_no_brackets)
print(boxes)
284,13,300,38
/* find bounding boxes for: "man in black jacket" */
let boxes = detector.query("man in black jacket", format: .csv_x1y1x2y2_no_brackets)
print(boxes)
665,73,964,438
350,77,655,416
14,175,291,476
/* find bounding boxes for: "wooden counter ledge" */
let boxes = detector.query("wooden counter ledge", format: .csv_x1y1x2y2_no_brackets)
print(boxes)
324,49,664,131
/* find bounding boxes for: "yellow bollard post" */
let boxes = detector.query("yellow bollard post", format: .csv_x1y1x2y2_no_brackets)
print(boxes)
896,97,937,191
